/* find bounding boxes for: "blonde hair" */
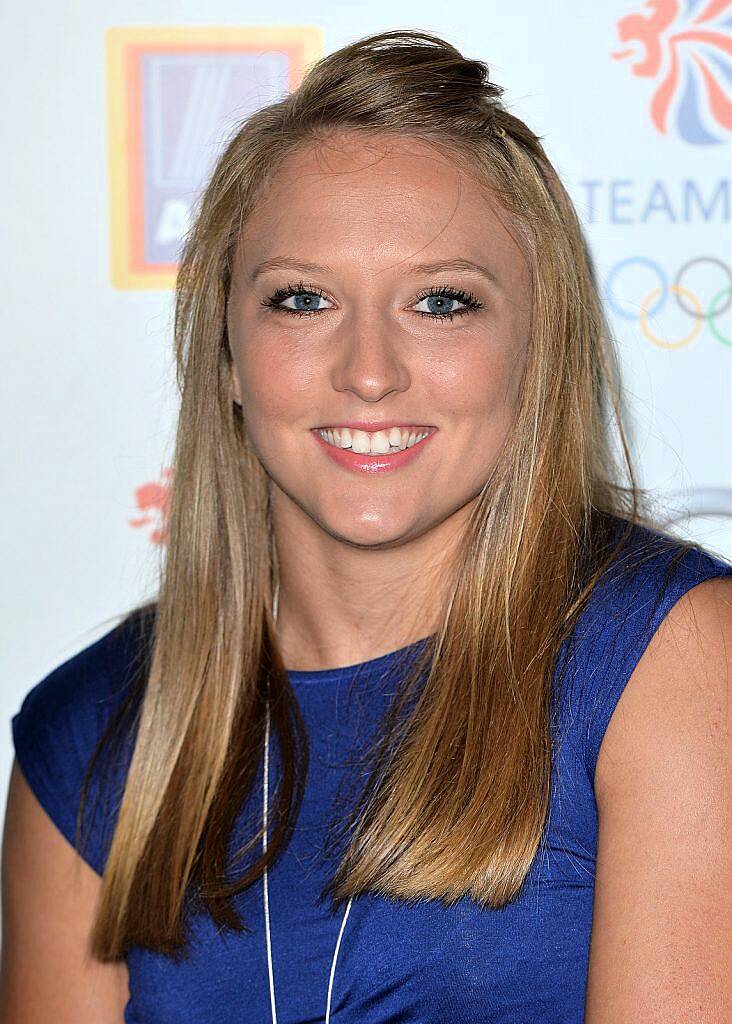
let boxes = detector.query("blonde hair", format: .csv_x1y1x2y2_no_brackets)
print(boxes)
78,28,691,961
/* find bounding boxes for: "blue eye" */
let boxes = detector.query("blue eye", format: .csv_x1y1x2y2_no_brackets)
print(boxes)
261,281,333,317
283,293,330,312
413,287,481,320
261,280,482,321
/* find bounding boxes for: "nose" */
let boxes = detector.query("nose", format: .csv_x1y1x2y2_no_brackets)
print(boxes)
330,307,411,403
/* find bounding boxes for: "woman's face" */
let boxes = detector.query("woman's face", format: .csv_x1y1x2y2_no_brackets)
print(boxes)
227,132,531,550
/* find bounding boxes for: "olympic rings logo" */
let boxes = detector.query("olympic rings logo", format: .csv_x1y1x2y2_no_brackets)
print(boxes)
603,257,731,349
659,488,732,528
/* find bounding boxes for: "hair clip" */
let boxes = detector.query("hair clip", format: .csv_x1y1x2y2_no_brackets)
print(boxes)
496,126,506,138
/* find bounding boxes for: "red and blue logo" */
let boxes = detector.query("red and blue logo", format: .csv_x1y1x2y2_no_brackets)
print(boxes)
612,0,732,144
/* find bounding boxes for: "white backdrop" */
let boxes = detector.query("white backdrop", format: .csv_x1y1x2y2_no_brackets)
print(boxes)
2,1,730,860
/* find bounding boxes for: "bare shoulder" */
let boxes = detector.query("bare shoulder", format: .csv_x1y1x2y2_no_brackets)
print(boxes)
594,573,732,804
586,574,732,1023
0,759,129,1023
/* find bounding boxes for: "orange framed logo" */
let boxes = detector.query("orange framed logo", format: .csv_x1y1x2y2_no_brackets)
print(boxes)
106,26,323,290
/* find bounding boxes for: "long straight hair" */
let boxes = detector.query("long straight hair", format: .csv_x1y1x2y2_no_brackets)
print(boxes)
79,28,697,961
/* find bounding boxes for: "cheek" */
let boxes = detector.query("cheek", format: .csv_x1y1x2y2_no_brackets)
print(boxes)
432,344,523,433
235,337,312,417
233,341,325,472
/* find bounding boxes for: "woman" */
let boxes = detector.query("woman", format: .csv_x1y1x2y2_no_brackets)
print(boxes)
3,28,731,1024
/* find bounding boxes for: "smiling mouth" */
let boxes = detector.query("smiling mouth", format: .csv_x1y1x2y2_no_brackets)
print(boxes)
314,425,437,455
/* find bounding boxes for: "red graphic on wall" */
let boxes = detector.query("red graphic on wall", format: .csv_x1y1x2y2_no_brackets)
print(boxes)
129,468,172,545
611,0,732,144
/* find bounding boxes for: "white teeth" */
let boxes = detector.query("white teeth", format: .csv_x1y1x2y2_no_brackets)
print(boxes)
318,426,431,454
352,430,372,455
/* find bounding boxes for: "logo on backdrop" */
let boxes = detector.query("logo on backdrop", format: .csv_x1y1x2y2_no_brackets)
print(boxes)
604,255,731,347
611,0,732,144
106,26,323,290
129,468,172,545
659,487,732,528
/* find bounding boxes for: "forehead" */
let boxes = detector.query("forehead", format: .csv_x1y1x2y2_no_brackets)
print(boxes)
236,132,523,276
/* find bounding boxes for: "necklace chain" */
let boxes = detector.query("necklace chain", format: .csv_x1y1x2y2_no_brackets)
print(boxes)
263,583,353,1023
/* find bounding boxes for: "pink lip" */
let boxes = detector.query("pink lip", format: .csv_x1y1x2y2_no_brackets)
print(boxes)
315,420,435,432
311,428,437,474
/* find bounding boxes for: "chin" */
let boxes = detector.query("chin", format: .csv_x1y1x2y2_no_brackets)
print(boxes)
316,508,423,550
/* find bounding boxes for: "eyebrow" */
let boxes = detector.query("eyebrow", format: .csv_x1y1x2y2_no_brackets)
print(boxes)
250,256,500,289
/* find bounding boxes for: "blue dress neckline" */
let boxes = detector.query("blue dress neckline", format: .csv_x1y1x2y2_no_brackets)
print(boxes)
286,634,433,685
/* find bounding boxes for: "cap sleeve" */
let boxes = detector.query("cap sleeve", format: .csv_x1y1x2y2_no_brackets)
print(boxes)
559,531,732,787
10,609,152,876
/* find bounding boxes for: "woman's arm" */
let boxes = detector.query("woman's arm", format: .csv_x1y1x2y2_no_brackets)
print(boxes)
0,760,130,1023
585,576,732,1022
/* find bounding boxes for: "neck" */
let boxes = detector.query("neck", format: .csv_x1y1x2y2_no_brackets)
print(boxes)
270,495,469,673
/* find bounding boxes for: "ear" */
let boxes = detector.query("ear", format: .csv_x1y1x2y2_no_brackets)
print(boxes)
229,360,242,407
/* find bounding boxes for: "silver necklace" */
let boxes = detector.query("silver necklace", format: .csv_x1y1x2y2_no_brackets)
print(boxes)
263,584,353,1023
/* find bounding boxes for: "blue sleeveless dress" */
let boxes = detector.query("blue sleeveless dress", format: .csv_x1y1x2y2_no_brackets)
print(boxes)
10,521,732,1023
